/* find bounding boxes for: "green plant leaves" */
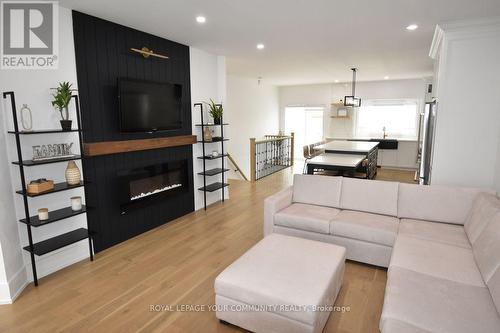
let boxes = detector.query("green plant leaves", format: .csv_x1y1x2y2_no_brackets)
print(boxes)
52,81,73,120
204,98,223,120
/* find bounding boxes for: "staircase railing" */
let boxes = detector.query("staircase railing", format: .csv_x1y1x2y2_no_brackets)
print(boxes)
227,153,248,181
250,133,294,181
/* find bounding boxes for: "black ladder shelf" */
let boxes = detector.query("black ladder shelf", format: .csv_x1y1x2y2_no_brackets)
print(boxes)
194,103,229,210
3,91,94,287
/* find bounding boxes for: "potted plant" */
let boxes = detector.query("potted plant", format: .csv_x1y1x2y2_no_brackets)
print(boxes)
205,99,223,125
51,81,73,131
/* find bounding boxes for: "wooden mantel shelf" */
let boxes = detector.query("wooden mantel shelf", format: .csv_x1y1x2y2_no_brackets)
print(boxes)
83,135,197,157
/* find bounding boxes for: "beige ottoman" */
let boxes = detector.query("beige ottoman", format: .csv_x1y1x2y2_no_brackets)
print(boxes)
215,234,346,333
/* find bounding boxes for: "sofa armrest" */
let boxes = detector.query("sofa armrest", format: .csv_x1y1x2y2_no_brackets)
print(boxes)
264,186,293,236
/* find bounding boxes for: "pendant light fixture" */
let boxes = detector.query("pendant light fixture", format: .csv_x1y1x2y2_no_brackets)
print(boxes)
344,68,361,107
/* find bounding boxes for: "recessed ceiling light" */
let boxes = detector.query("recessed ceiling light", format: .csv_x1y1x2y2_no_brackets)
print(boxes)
406,24,418,31
384,76,390,80
196,16,206,23
334,79,339,83
256,44,265,50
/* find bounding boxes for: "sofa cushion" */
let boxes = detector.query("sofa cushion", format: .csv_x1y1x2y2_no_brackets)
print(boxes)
275,203,340,234
390,235,484,287
215,234,346,326
465,193,500,244
381,266,500,333
472,212,500,315
399,218,471,249
340,178,399,216
330,210,399,246
273,226,394,268
398,183,487,225
473,212,500,281
264,186,293,236
489,269,500,317
381,318,432,333
292,174,342,208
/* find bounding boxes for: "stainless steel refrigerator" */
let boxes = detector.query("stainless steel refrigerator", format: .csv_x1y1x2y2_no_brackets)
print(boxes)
417,101,438,185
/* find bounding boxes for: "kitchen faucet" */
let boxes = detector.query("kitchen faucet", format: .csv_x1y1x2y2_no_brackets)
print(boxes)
382,126,387,139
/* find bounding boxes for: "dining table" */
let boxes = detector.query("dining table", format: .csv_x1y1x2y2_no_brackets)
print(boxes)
306,153,366,175
309,141,379,179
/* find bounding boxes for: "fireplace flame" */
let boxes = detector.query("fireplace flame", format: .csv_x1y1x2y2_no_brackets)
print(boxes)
130,183,182,201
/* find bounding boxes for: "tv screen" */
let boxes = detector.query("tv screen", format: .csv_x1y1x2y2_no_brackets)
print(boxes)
118,78,182,132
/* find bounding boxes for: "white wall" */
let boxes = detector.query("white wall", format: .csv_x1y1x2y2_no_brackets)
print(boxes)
279,79,427,169
190,48,229,209
0,7,87,302
226,75,280,179
0,112,26,303
278,84,332,136
279,79,427,136
495,131,500,194
430,19,500,191
0,247,8,302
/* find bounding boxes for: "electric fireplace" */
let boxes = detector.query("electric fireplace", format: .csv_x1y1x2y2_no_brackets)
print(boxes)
117,160,188,210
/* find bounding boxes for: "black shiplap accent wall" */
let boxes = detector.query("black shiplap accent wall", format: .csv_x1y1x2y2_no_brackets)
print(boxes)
83,147,194,252
72,11,194,252
72,11,192,141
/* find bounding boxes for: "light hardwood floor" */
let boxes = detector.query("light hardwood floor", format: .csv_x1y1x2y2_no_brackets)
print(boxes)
0,168,413,333
375,168,417,184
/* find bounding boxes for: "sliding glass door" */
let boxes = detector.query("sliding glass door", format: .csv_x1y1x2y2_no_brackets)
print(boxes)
284,107,324,159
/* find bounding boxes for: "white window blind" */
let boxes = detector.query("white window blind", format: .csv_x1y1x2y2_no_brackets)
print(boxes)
355,99,419,139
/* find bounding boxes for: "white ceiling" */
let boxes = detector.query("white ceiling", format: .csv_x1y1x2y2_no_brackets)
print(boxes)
59,0,500,85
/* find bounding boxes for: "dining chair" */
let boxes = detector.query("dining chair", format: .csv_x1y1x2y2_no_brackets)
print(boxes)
303,145,312,174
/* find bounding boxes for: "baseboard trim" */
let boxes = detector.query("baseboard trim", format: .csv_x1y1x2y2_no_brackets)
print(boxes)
0,283,10,304
0,266,28,304
7,282,29,304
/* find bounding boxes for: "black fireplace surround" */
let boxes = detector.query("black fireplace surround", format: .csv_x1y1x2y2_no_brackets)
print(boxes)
72,12,195,252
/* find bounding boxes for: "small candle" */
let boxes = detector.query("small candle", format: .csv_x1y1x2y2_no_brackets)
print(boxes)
71,196,82,211
38,208,49,220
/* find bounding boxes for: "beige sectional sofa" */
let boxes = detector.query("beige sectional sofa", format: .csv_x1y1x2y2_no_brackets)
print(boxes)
264,174,500,333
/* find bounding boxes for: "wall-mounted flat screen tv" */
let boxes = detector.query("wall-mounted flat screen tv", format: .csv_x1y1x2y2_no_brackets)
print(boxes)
118,78,182,132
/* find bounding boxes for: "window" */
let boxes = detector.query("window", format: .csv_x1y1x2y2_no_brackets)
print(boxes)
354,99,419,139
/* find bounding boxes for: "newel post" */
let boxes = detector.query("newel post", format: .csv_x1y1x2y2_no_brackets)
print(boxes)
250,138,256,182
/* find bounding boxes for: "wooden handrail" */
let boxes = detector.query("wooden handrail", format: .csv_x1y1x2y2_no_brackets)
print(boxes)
227,153,248,181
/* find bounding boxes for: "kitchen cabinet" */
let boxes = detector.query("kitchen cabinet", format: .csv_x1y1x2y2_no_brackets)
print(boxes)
377,140,418,169
331,137,419,169
428,18,500,189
